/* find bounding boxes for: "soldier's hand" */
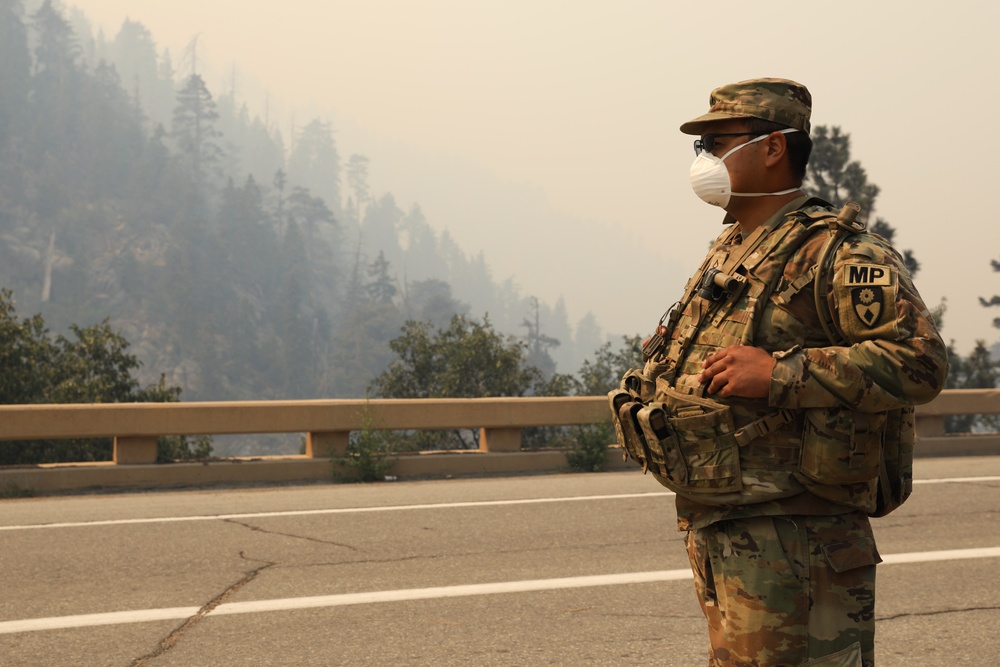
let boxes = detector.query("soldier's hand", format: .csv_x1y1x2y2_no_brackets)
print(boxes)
699,344,775,398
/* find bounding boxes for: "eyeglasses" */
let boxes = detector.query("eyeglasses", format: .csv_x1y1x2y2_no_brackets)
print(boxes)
693,132,761,155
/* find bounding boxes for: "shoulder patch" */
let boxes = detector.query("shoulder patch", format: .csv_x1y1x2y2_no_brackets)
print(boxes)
845,264,892,287
835,263,899,341
851,287,884,329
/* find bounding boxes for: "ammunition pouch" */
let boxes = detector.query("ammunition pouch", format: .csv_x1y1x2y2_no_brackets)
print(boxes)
609,373,744,500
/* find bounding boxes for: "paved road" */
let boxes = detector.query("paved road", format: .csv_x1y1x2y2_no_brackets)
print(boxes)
1,456,999,666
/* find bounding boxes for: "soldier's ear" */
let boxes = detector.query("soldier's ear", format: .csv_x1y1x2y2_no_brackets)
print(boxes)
762,132,787,167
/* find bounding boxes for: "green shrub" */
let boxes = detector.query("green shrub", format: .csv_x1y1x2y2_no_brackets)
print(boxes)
335,403,397,482
566,422,615,473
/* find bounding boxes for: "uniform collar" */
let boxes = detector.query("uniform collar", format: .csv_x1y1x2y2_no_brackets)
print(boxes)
721,194,815,228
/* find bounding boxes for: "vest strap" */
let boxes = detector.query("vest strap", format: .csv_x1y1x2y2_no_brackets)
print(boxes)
733,409,797,447
773,265,818,305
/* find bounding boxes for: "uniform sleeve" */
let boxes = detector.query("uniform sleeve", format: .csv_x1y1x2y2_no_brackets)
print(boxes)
768,233,948,413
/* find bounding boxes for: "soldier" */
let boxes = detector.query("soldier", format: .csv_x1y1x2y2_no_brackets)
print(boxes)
614,79,948,666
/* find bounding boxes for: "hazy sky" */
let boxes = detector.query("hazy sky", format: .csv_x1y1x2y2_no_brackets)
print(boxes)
68,0,1000,354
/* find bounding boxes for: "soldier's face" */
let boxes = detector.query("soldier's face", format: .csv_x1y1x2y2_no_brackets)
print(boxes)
700,119,765,192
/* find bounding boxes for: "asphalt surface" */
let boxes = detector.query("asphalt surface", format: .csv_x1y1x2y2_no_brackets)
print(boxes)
1,456,998,667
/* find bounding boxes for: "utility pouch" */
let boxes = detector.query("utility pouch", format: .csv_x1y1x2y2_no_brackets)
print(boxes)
608,369,652,468
611,371,744,496
653,379,743,494
635,403,688,485
608,389,654,473
608,372,680,485
799,407,883,485
621,368,655,403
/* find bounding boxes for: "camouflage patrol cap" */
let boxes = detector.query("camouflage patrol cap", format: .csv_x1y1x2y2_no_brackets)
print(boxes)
679,78,811,135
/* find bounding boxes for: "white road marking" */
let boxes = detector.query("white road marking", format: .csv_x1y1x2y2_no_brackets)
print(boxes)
0,492,674,531
879,547,1000,564
2,547,999,635
211,569,693,617
912,476,1000,484
2,475,998,532
0,607,200,634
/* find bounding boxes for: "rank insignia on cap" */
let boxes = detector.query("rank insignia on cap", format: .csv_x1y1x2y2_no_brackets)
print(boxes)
852,286,884,328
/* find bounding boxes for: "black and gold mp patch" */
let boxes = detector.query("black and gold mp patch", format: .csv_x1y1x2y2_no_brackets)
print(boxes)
844,263,893,330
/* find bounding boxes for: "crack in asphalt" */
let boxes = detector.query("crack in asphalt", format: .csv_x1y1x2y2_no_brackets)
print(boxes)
260,537,665,570
878,605,1000,622
210,524,660,570
293,554,427,568
129,552,275,666
222,518,360,550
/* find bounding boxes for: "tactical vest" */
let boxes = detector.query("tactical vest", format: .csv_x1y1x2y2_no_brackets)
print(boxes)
610,200,913,516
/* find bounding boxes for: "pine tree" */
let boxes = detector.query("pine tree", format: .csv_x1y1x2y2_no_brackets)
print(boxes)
30,0,83,156
287,118,341,216
109,19,174,128
275,218,314,397
366,251,397,305
361,193,403,272
521,296,560,381
345,153,370,223
0,0,31,146
171,73,225,186
805,125,919,277
285,185,337,275
218,176,278,303
401,205,447,282
980,256,1000,330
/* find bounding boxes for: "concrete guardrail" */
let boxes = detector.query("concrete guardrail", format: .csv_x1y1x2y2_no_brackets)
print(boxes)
1,389,998,494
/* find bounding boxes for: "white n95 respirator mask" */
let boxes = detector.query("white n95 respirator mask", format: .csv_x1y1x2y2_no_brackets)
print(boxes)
689,128,800,208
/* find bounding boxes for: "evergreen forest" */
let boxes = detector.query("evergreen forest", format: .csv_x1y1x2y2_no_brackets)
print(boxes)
0,0,602,421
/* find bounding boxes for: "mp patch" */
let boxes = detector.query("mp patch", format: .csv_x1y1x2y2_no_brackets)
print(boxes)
845,264,892,287
836,262,899,341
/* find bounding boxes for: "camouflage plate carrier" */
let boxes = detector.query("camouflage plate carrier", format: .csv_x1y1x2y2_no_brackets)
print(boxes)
609,200,914,518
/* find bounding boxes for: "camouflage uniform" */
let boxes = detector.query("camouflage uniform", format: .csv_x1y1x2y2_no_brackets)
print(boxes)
640,79,948,667
686,513,877,667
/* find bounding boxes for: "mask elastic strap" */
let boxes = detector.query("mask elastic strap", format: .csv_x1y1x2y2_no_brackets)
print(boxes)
718,127,799,161
731,187,801,198
728,128,801,198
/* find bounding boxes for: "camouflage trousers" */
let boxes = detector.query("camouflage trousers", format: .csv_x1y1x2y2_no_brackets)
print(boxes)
685,512,881,667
